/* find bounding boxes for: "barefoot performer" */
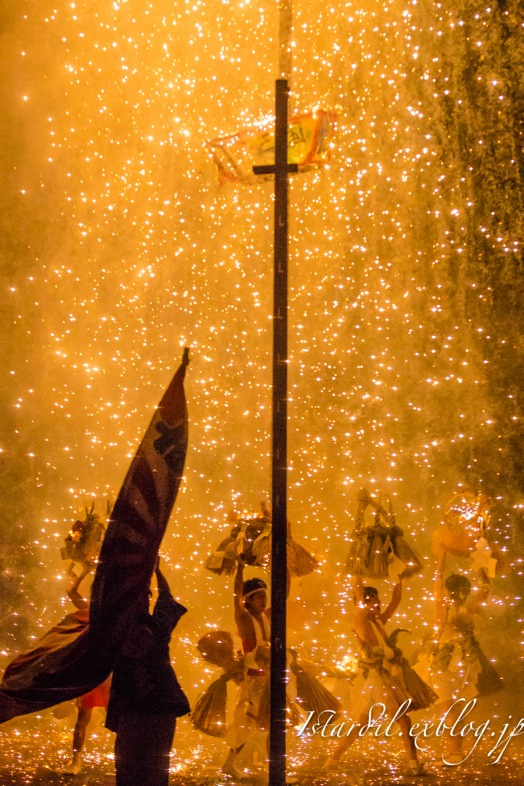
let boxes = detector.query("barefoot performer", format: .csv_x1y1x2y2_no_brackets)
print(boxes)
221,556,274,778
428,559,503,765
64,565,111,775
422,492,504,765
323,576,437,776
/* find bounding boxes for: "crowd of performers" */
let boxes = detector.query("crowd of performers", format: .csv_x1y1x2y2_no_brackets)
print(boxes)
188,489,504,781
0,484,505,784
0,348,506,784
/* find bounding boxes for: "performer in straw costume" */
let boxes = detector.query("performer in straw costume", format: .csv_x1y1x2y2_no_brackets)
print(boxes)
323,576,437,778
413,494,504,765
220,556,273,778
423,560,503,765
63,565,111,775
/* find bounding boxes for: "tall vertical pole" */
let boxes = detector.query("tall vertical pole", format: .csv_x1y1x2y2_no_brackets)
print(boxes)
249,5,293,783
269,77,289,786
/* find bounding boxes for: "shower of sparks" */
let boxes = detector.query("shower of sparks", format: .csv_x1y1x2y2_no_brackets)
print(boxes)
0,0,523,781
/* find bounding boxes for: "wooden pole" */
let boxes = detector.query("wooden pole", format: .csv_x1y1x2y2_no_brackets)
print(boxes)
268,76,290,786
252,11,296,774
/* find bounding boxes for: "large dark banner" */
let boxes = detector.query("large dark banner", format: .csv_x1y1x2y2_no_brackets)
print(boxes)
0,350,190,722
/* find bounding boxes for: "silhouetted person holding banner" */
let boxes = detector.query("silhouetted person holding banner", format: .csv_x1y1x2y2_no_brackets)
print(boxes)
106,559,189,786
0,350,191,786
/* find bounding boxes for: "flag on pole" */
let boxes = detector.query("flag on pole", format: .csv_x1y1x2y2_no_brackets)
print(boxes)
207,109,337,185
89,347,190,647
0,349,190,723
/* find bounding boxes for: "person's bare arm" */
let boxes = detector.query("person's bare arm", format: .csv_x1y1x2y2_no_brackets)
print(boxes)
352,577,373,643
381,579,401,623
234,557,248,627
467,568,490,614
67,565,91,610
434,549,447,628
353,575,365,606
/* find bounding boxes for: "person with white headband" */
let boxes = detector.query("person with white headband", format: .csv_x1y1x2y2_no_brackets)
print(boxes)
221,558,272,778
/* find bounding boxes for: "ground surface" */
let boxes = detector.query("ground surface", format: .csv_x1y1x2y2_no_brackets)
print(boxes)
1,706,522,786
1,761,522,786
0,745,522,786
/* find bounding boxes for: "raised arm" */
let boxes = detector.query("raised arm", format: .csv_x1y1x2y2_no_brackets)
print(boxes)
433,549,448,627
234,556,247,625
67,565,92,611
381,579,402,623
353,575,365,606
467,568,490,614
155,560,172,597
153,559,187,631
